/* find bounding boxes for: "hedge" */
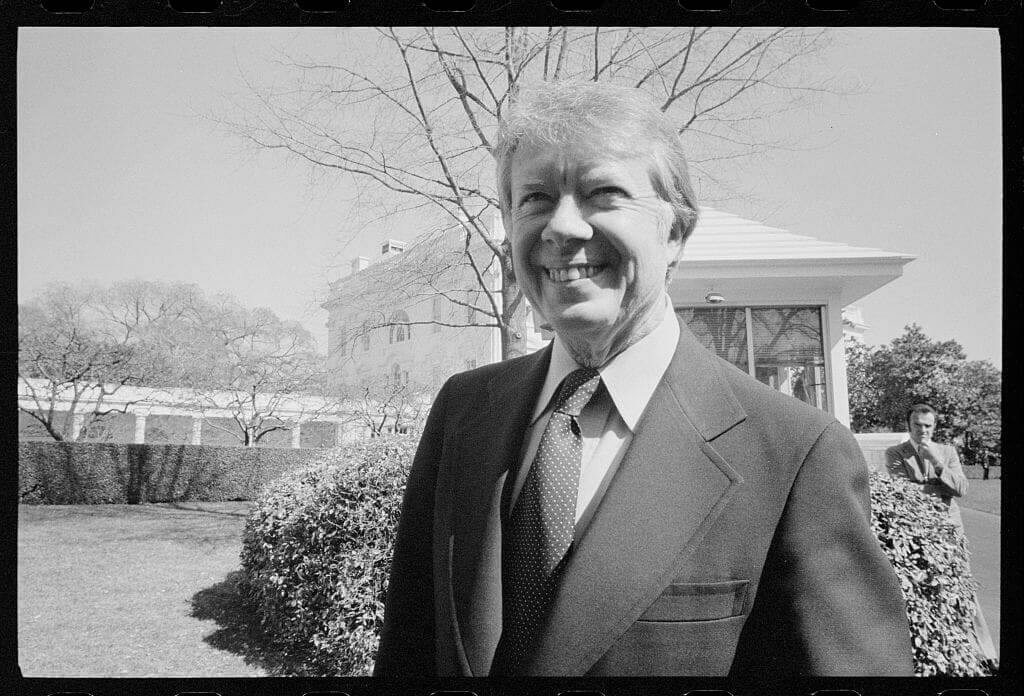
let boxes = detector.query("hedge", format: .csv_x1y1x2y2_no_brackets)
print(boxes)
869,472,994,676
239,436,414,676
240,442,995,676
18,441,321,504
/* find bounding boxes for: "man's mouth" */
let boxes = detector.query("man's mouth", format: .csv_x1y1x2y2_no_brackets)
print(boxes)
546,264,606,282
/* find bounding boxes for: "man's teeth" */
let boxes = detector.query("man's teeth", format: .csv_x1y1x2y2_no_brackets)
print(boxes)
547,265,603,282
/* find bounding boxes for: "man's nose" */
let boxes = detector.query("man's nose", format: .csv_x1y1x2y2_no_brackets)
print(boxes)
542,194,592,245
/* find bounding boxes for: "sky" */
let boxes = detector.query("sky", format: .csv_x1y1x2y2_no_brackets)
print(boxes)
17,27,1003,367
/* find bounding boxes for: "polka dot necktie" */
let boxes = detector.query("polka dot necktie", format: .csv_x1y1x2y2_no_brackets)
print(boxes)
492,367,602,675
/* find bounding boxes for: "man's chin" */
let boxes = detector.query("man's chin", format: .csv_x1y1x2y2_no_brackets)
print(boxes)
547,306,616,339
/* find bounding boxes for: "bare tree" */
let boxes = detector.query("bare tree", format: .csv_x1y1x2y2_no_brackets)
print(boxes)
222,26,837,360
18,282,161,441
19,280,340,447
179,296,340,447
93,279,217,387
346,372,431,437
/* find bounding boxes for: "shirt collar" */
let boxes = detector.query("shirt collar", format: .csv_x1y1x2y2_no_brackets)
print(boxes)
532,295,679,432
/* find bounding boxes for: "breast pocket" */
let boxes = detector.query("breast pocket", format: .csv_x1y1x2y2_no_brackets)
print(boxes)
638,579,749,622
591,580,751,675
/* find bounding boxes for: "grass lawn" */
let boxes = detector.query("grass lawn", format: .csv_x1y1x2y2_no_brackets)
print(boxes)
959,479,1001,516
18,502,272,677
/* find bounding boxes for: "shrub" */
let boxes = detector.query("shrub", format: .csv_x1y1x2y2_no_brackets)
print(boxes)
19,441,129,504
239,444,993,677
869,472,994,676
239,436,415,676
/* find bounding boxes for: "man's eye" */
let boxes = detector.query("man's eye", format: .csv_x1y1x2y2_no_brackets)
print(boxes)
588,187,628,202
518,192,551,207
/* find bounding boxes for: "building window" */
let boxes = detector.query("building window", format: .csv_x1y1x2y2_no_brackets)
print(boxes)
362,322,371,351
336,326,347,356
751,307,828,411
677,305,828,412
466,359,477,370
391,363,402,384
389,311,411,344
676,306,748,371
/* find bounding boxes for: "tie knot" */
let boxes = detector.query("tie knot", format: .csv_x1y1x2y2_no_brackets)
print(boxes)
553,367,601,417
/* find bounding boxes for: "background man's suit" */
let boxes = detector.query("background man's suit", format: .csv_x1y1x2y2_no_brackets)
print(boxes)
375,318,913,677
885,439,968,529
885,437,995,662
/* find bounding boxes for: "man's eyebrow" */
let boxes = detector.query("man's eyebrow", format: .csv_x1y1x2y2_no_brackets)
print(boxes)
579,164,643,186
514,178,548,188
579,164,620,179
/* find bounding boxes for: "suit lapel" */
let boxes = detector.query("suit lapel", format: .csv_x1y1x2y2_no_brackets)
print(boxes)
527,320,747,675
446,346,551,676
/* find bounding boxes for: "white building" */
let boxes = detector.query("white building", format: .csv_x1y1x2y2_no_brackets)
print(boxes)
842,305,869,343
17,378,358,447
323,208,914,427
323,220,545,393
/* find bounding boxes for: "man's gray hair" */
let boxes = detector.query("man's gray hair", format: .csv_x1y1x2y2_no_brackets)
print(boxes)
493,81,700,258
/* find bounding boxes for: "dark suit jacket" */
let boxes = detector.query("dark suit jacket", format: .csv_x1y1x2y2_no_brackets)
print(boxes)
374,318,914,677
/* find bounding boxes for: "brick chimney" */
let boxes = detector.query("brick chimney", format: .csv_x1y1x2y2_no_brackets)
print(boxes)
350,256,371,275
380,239,406,258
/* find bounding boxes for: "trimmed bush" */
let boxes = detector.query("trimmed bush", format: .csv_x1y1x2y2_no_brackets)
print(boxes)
19,441,130,504
19,441,319,504
239,443,994,677
869,472,994,676
239,436,415,676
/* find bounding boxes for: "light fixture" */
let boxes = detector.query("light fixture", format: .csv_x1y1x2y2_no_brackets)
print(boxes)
705,292,725,304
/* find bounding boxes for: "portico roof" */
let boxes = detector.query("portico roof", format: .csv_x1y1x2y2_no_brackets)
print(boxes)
673,208,915,307
685,208,912,261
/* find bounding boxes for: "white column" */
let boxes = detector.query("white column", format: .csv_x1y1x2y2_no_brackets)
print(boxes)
133,413,147,444
336,421,347,446
71,413,85,441
291,424,302,449
825,296,851,427
191,417,203,445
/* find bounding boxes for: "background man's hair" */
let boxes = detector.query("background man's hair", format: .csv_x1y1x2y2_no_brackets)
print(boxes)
492,81,699,264
906,403,938,424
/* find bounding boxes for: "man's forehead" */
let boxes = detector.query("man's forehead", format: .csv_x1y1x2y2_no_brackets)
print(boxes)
510,145,651,184
910,413,936,424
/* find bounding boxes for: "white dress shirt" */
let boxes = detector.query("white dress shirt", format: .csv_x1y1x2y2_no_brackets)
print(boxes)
509,296,679,537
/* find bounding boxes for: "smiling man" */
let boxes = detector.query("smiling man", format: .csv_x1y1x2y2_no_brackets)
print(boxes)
374,82,914,679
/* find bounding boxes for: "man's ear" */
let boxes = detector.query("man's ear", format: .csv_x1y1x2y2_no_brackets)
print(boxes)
665,219,686,272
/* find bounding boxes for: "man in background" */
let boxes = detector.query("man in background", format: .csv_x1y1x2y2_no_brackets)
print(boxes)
886,403,997,667
886,404,969,528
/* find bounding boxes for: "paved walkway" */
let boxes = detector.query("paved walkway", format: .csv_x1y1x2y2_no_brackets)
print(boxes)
962,506,999,657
